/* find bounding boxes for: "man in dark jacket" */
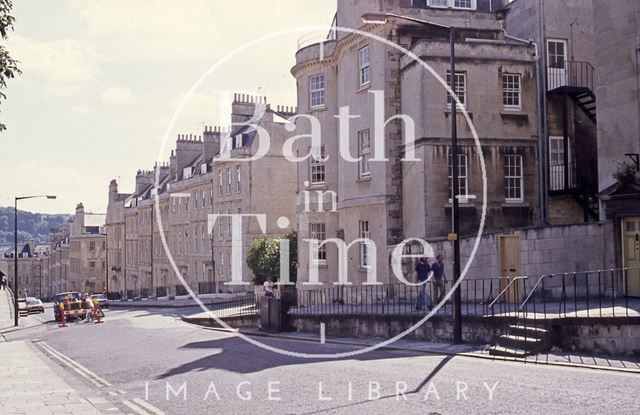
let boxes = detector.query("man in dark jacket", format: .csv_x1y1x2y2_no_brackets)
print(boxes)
415,257,432,311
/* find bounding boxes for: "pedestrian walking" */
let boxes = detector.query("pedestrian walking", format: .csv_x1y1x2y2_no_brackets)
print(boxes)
415,257,432,311
84,294,94,323
1,275,6,290
430,254,448,304
263,277,275,298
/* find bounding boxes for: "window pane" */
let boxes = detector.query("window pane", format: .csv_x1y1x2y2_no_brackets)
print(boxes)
310,145,326,185
503,74,521,109
358,130,371,178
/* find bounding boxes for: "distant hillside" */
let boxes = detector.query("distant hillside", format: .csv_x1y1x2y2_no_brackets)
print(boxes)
0,207,69,246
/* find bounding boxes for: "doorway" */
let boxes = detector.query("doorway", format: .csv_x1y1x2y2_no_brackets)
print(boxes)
622,217,640,297
499,235,523,304
547,39,568,90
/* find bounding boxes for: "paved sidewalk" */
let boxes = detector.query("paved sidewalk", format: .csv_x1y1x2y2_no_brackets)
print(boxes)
0,341,115,414
0,287,15,332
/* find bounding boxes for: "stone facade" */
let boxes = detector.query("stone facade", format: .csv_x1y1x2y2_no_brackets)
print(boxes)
593,0,640,193
0,242,49,299
505,0,598,225
293,0,542,286
105,95,298,298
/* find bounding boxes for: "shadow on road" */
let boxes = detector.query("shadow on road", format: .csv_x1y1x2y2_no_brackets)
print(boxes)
156,336,448,379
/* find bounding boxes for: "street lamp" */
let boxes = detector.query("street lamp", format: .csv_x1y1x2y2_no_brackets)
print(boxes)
362,12,463,343
14,194,56,326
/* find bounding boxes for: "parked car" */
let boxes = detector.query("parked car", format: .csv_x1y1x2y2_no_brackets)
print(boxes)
53,292,86,322
17,298,28,315
26,297,44,314
91,293,109,309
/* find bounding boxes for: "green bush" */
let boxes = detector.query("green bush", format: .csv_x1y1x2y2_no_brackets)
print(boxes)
246,233,297,286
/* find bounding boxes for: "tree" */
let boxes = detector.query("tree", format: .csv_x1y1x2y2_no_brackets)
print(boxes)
246,233,298,286
0,0,20,132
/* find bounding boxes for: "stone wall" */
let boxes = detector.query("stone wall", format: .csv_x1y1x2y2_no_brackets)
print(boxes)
425,221,615,280
291,314,640,356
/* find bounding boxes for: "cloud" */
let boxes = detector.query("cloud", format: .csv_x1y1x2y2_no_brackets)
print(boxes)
7,35,100,96
101,87,133,105
71,106,96,115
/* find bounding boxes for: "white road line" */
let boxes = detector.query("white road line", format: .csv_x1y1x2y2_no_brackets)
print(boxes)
320,322,325,344
37,342,103,388
122,400,151,415
133,398,167,415
38,341,113,387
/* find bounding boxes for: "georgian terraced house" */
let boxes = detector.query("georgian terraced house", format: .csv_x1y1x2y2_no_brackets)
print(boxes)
105,95,297,298
292,0,638,287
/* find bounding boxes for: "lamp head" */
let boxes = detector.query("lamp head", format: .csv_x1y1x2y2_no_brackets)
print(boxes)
361,12,388,25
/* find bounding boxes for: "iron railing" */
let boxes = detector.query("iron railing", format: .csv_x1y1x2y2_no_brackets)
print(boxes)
208,293,260,318
291,278,506,317
290,268,640,319
518,268,640,319
155,286,167,298
198,282,217,295
175,284,188,296
547,60,595,92
549,161,577,191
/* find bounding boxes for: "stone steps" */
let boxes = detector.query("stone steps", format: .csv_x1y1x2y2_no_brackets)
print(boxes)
489,323,552,358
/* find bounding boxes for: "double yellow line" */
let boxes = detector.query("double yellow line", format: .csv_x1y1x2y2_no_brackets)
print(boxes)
35,341,166,415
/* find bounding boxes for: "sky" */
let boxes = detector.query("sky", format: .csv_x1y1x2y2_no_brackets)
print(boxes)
0,0,337,214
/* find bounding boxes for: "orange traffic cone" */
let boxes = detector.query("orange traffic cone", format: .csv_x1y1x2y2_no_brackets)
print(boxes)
59,303,67,328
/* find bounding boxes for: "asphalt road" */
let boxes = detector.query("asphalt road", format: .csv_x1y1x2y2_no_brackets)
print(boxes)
6,305,640,415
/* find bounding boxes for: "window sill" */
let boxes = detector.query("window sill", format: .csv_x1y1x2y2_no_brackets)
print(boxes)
500,110,528,118
358,267,373,273
357,83,371,94
308,183,328,191
357,176,372,183
309,106,327,113
501,202,530,208
311,261,328,269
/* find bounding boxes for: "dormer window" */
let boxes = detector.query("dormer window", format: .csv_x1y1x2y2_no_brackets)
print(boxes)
234,134,243,149
183,167,193,180
426,0,475,9
201,163,208,175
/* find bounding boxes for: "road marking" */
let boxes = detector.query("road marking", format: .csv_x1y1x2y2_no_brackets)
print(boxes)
132,398,167,415
36,342,103,388
122,400,151,415
320,322,325,344
37,341,112,387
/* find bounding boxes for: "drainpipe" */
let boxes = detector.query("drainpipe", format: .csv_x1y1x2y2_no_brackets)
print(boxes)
538,0,549,225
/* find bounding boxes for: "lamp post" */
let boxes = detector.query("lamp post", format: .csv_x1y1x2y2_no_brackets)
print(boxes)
14,195,56,326
361,12,463,343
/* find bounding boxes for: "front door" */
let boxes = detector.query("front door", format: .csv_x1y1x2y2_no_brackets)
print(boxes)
547,39,568,90
499,235,523,304
623,218,640,297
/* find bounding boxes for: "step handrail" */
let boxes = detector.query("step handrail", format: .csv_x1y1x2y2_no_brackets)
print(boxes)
519,274,547,312
488,276,528,310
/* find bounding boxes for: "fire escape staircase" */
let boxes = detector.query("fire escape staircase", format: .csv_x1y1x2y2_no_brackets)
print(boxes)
547,61,599,222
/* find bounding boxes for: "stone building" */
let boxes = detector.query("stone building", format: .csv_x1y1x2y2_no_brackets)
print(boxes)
105,94,298,298
505,0,599,225
293,0,541,285
593,0,640,285
0,242,49,299
68,203,107,294
47,204,106,297
105,179,128,297
48,222,70,295
211,96,298,289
